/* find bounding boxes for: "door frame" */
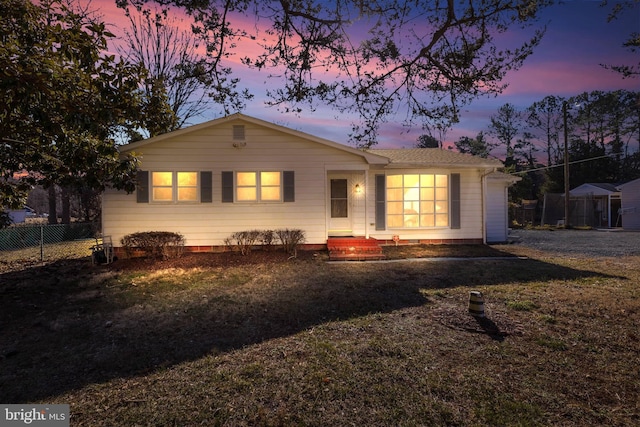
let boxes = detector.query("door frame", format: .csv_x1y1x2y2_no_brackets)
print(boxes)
327,175,353,236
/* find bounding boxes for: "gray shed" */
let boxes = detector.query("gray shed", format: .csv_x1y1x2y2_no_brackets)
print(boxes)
618,178,640,230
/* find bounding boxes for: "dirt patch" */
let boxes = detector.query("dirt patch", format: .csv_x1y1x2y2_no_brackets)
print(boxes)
509,229,640,257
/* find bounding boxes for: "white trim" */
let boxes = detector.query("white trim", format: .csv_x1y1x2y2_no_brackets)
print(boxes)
364,169,369,239
235,171,284,203
150,171,200,204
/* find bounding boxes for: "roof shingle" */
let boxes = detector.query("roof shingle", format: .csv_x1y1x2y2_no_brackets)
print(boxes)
367,148,503,168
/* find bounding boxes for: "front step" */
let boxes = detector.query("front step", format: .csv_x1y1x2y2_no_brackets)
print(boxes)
327,237,385,261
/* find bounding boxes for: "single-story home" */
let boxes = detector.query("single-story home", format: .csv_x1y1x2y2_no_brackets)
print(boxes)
618,178,640,230
102,113,515,253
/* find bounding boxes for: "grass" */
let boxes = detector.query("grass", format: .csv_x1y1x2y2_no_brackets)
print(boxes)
1,242,639,426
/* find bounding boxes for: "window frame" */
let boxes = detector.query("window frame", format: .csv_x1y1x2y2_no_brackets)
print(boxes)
385,173,450,229
235,171,283,203
150,171,200,203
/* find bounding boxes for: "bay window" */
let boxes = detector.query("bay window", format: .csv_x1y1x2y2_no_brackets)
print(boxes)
387,174,449,228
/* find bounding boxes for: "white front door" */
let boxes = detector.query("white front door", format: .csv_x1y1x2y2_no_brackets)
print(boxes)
328,177,352,236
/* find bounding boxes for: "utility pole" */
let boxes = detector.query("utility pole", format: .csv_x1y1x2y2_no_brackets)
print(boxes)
563,100,570,229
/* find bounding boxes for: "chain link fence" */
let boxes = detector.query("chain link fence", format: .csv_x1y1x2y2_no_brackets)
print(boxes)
541,193,625,228
0,222,99,268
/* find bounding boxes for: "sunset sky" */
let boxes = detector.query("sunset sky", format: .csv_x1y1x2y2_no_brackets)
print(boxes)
93,0,639,150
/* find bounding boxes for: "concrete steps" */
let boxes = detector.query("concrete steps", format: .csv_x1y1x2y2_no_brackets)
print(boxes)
327,237,385,261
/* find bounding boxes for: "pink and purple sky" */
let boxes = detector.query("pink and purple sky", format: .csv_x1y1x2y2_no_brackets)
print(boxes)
93,0,639,149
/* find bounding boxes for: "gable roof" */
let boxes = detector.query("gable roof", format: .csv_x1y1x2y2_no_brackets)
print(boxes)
618,178,640,189
586,183,620,192
367,148,503,169
486,171,522,183
118,113,390,165
570,183,621,196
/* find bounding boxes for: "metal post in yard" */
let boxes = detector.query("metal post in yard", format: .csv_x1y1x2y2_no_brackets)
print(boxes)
40,224,44,261
563,100,570,229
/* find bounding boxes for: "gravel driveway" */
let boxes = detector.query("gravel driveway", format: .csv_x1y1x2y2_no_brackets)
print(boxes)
507,229,640,257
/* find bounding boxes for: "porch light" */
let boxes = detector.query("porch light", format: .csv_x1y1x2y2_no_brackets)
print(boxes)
355,184,363,194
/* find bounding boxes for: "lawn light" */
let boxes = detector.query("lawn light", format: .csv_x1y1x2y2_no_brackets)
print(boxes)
469,291,485,317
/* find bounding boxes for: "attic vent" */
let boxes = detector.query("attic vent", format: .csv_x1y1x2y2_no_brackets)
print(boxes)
233,125,245,141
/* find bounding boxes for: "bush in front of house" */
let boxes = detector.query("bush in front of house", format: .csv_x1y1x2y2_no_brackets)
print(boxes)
276,228,306,257
224,230,262,255
121,231,185,260
260,229,276,251
224,229,306,257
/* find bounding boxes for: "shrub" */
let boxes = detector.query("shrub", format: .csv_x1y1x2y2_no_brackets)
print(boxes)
223,236,234,252
0,211,12,229
121,231,185,260
227,230,262,255
260,230,276,251
224,228,306,256
276,228,306,257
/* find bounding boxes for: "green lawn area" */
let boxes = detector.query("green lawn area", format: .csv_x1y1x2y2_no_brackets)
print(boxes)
1,242,638,426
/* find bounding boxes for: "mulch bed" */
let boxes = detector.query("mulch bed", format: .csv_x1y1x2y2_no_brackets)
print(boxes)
107,249,323,272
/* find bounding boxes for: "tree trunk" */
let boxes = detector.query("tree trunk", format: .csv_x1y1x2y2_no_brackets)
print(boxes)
48,185,57,224
61,186,71,224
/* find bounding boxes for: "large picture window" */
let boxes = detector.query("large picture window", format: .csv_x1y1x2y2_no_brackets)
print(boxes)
236,171,282,202
387,174,449,228
151,171,198,202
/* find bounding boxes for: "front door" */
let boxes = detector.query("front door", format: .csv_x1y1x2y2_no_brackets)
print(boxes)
328,178,352,236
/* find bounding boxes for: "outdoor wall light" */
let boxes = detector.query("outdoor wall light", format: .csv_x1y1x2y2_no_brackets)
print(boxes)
355,184,363,194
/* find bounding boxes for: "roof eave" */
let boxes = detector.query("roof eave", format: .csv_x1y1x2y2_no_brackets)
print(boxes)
383,162,501,169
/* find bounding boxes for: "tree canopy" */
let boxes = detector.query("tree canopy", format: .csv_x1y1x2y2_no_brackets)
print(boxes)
1,0,145,211
119,0,553,147
602,0,640,78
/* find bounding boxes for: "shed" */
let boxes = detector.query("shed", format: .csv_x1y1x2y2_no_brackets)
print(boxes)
8,206,35,224
618,178,640,230
569,183,621,228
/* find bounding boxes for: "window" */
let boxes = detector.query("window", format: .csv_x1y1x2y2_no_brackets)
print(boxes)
330,179,348,218
236,171,282,202
177,172,198,201
151,171,198,202
386,174,448,228
152,172,173,202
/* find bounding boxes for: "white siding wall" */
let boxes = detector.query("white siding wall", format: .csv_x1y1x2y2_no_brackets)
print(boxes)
621,179,640,230
366,168,485,241
485,180,508,243
103,119,368,246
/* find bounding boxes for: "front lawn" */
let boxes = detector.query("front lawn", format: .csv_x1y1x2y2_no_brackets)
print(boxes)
1,244,638,426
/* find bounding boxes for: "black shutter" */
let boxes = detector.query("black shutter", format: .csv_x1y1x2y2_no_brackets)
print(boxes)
200,171,213,203
283,171,295,202
136,170,149,203
221,171,234,203
375,174,386,230
451,173,461,229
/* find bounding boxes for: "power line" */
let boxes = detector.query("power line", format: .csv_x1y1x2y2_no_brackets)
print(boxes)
509,152,623,175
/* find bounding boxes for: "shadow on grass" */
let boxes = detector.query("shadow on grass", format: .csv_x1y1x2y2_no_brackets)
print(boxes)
0,249,621,402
